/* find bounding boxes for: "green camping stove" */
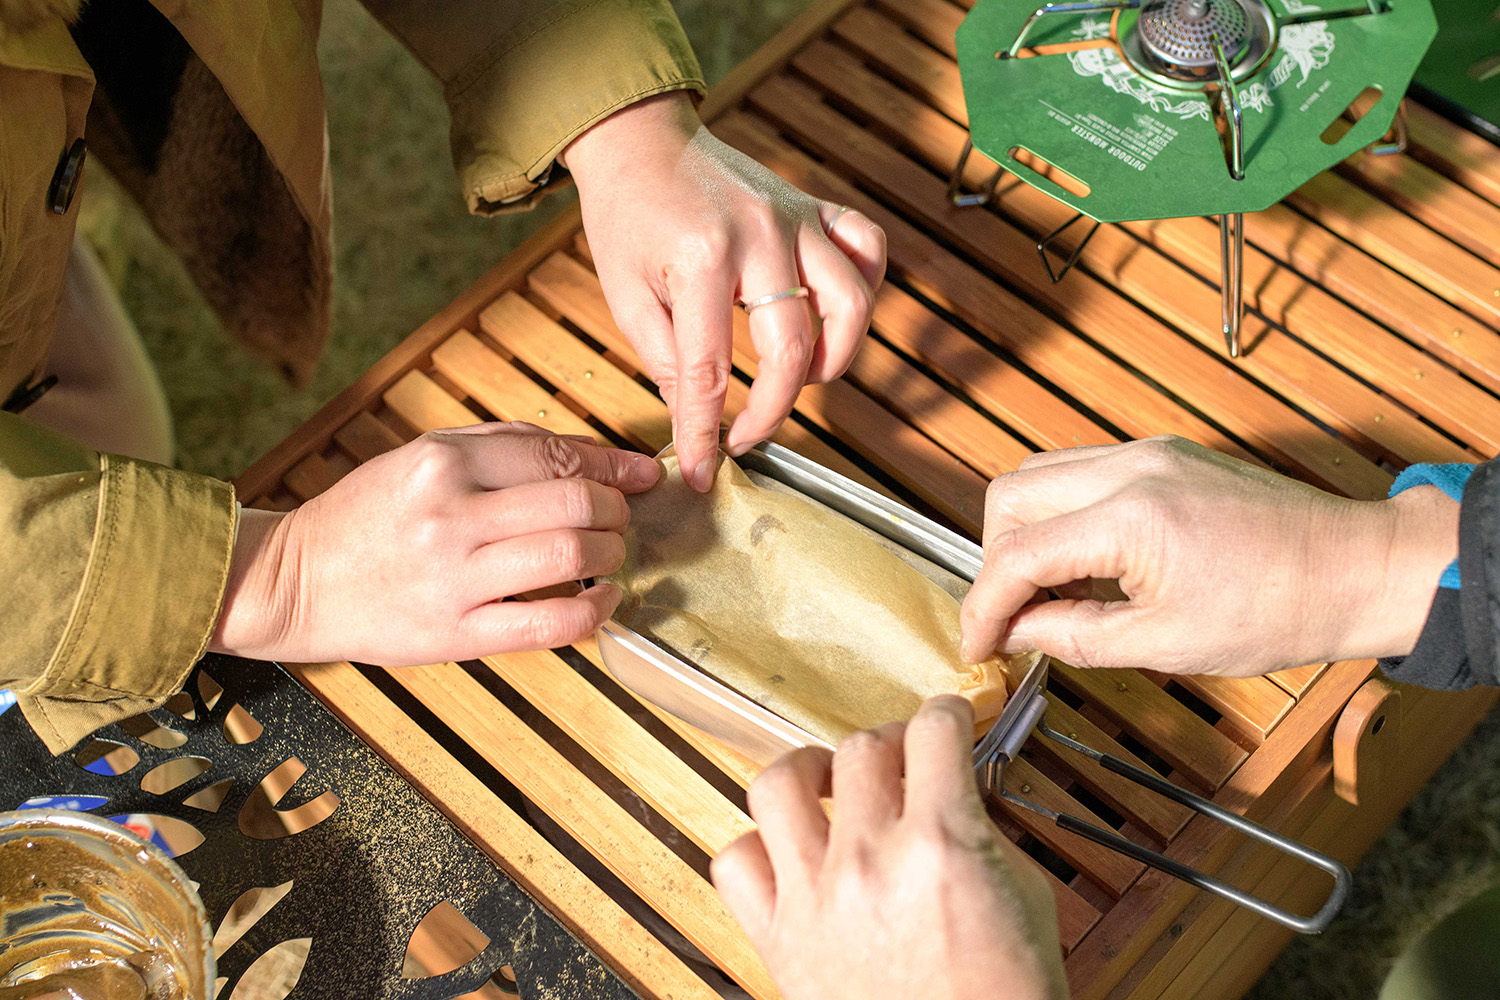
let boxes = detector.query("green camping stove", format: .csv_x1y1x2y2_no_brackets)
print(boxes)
952,0,1437,356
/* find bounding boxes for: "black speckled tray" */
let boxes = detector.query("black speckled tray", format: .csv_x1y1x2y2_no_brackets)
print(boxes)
0,655,641,1000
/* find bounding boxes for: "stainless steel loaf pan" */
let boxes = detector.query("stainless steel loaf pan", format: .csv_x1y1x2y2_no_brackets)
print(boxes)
595,440,1036,766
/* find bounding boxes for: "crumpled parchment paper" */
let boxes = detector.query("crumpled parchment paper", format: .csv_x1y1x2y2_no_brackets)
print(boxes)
607,453,1016,745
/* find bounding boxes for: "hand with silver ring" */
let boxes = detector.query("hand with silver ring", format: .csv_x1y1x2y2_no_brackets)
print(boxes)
562,94,887,492
740,286,809,312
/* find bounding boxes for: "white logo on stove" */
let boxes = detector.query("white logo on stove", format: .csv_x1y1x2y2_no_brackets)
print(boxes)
1065,4,1335,120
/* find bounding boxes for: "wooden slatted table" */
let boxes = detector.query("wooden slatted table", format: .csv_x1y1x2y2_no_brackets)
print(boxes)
237,2,1500,996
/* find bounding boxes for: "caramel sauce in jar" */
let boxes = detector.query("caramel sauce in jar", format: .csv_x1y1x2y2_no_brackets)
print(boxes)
0,812,214,1000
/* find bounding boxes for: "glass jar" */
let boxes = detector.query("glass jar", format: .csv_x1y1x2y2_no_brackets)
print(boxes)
0,809,215,1000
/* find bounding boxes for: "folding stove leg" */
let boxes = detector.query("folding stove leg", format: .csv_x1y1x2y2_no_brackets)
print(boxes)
1220,211,1244,358
1368,98,1408,156
948,137,1006,208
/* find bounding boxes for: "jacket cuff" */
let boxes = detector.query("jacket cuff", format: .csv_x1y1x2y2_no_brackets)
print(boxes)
445,0,705,214
1379,457,1500,690
17,456,237,754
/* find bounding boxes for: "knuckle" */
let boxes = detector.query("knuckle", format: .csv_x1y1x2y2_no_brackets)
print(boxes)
517,603,588,650
406,433,462,487
988,524,1026,557
559,479,597,524
906,701,969,744
850,275,875,320
834,728,882,764
548,530,589,578
680,358,731,399
747,759,801,816
743,204,786,243
674,227,733,268
1133,435,1187,475
984,475,1025,516
538,435,586,480
759,330,813,371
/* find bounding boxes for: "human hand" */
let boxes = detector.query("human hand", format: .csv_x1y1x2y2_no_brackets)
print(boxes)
712,696,1068,1000
211,423,660,664
563,92,886,492
960,436,1460,676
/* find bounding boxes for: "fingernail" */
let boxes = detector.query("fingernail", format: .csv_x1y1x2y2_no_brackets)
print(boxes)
692,455,716,492
725,438,753,458
632,454,661,486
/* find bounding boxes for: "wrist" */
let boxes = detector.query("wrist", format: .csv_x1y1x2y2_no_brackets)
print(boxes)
210,506,302,659
560,90,699,189
1339,486,1459,660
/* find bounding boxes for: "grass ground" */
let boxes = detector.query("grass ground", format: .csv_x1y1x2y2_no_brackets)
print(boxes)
77,1,1500,996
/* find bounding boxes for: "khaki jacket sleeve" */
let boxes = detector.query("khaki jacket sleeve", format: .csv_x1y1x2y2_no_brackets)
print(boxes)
1,413,237,754
361,0,705,213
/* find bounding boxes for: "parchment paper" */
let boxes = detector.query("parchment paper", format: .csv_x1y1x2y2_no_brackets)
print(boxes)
608,453,1015,745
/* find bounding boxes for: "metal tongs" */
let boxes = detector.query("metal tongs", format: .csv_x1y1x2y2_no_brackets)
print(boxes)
972,657,1352,934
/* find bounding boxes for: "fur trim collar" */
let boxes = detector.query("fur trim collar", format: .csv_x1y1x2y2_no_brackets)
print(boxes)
0,0,85,33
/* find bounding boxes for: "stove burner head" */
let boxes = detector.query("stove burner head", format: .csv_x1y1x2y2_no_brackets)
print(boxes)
1123,0,1273,85
1139,0,1249,70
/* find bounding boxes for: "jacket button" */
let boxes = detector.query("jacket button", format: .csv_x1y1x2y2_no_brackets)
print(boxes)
48,138,87,215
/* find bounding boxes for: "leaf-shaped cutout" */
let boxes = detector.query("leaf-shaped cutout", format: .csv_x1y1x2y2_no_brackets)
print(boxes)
162,691,197,720
107,814,204,858
486,964,520,997
198,671,225,712
401,901,491,979
76,739,139,775
223,703,263,745
141,756,212,795
183,778,233,813
20,794,108,811
239,758,339,839
228,937,310,1000
213,880,294,956
119,714,189,750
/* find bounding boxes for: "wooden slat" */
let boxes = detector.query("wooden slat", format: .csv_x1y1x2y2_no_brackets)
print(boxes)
431,329,602,441
1171,675,1294,744
1051,665,1248,793
1337,149,1500,270
1288,172,1500,330
332,410,405,464
388,663,778,999
725,318,992,532
478,649,753,857
283,452,341,502
790,35,1483,465
844,335,1033,476
1407,101,1500,209
572,636,765,790
869,283,1119,451
384,369,481,431
480,293,668,450
288,662,718,1000
1267,663,1330,700
1036,695,1192,843
1000,757,1145,899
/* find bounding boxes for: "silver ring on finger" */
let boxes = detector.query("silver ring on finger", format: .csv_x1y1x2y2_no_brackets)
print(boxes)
825,205,852,235
739,285,809,313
